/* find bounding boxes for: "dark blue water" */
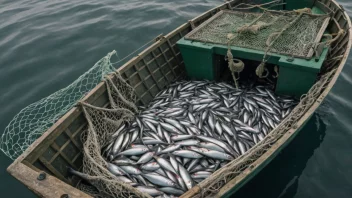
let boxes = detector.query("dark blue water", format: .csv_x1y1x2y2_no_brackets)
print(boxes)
0,0,351,197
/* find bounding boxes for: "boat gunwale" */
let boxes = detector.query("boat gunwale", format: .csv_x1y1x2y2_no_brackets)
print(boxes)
6,0,352,197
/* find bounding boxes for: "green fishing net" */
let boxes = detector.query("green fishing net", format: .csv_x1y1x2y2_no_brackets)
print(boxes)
185,10,329,59
0,51,117,160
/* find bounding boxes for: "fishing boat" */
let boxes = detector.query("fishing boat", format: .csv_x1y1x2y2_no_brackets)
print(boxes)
7,0,351,197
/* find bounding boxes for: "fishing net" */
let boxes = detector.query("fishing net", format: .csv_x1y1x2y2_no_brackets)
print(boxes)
185,10,330,59
0,51,117,160
190,68,337,197
105,73,138,113
75,68,336,198
78,72,150,198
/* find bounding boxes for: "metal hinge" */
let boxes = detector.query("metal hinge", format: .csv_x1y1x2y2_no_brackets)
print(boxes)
339,4,345,12
189,20,196,30
314,43,326,62
155,34,164,42
286,56,294,62
37,172,46,181
227,2,232,10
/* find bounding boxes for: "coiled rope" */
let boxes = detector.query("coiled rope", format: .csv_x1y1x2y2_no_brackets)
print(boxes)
226,48,244,89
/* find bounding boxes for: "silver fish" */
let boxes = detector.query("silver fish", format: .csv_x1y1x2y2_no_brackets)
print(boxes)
238,141,247,155
158,144,181,155
135,174,148,186
160,122,182,134
215,121,223,136
116,176,133,183
136,151,155,164
142,173,177,187
163,118,186,133
112,158,136,166
112,133,125,155
155,168,168,177
145,120,158,133
116,147,148,156
175,139,200,146
165,170,178,183
208,114,215,131
107,163,128,176
194,148,233,161
130,130,139,143
120,132,130,150
169,155,179,173
154,156,178,174
136,186,164,196
196,136,236,156
158,187,185,196
178,163,193,190
112,124,126,138
143,138,168,145
191,171,212,179
186,159,200,172
200,159,209,167
171,134,194,141
141,161,160,171
119,166,141,175
175,173,187,191
67,167,91,183
173,150,203,159
163,130,171,144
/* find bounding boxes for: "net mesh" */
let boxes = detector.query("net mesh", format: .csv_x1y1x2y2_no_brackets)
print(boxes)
79,72,150,198
185,10,329,59
0,51,118,160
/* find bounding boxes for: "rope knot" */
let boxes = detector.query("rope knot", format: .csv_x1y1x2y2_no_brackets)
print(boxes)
227,48,244,89
256,62,269,78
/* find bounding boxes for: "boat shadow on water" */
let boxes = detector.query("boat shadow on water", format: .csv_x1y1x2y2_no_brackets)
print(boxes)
232,113,326,198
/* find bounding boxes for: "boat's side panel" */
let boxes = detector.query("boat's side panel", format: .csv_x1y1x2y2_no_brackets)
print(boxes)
118,36,188,107
285,0,316,10
20,82,109,184
8,161,91,198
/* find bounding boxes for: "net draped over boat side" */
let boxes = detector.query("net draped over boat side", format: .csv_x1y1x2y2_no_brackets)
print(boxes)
79,72,150,198
185,10,329,59
0,51,117,160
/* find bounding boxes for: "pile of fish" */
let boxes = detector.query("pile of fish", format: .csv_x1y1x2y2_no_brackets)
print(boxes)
73,81,297,197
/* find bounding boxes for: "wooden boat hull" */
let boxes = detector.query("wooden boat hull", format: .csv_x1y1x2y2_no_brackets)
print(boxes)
219,115,313,198
7,0,352,197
